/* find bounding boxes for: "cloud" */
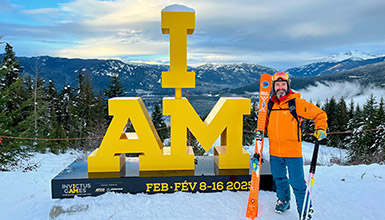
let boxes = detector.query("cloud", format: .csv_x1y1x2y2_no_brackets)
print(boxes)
21,0,163,25
22,7,62,15
3,0,385,69
56,34,168,58
13,0,170,59
0,0,13,12
298,81,385,106
284,22,349,38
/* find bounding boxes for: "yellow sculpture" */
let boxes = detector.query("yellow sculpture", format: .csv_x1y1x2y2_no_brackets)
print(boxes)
161,8,195,99
87,5,251,177
163,97,251,173
88,97,195,177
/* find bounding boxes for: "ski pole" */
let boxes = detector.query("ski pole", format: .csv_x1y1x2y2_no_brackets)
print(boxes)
301,140,319,220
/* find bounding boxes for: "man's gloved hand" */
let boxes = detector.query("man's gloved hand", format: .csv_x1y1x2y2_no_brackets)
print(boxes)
314,129,327,141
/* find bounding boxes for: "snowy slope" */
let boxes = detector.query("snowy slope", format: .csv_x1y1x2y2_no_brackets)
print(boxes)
0,144,383,220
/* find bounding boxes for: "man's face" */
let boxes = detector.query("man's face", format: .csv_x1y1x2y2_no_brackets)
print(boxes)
274,81,288,98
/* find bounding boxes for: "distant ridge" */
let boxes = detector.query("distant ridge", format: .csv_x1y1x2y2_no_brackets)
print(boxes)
286,51,385,78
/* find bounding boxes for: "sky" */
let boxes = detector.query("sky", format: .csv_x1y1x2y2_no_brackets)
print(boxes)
1,0,385,70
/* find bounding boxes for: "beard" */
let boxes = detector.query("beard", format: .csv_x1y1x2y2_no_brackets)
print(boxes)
276,89,287,98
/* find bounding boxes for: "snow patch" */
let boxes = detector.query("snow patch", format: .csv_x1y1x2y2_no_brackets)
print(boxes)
162,4,195,12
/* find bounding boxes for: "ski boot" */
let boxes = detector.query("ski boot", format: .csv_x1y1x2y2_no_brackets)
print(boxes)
275,199,290,214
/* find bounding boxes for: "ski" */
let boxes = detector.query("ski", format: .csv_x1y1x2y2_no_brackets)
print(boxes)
246,73,273,219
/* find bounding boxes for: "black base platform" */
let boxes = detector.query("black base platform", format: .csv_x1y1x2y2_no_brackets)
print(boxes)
51,156,275,199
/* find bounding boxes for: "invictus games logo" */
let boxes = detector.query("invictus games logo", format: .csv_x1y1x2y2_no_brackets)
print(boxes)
62,183,91,194
262,81,269,88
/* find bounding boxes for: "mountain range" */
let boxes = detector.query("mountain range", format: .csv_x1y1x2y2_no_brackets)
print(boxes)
286,50,385,77
213,60,385,98
2,51,385,115
5,55,277,96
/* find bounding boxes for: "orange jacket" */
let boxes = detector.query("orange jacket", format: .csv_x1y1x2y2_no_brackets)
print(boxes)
267,91,327,157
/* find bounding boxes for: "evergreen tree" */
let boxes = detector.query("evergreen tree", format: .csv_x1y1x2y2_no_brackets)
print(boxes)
360,94,378,163
103,74,126,123
59,84,78,149
0,43,25,117
0,43,30,169
104,74,126,98
243,101,258,146
188,130,205,156
0,78,31,170
1,43,21,88
347,104,365,164
74,69,99,150
347,95,380,164
348,98,355,120
323,97,338,147
46,80,59,127
301,118,315,142
302,100,316,143
17,76,50,152
187,114,207,156
373,97,385,162
344,98,356,146
90,92,108,149
151,104,169,143
0,71,23,170
45,80,66,153
334,97,349,149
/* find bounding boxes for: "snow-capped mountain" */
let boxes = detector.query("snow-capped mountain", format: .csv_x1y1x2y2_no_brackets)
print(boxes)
286,51,385,78
321,50,379,62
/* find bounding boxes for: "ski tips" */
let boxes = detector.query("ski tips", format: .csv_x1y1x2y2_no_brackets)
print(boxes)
246,202,258,219
246,209,257,220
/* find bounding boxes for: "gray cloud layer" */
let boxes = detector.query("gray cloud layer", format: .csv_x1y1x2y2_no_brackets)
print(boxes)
1,0,385,69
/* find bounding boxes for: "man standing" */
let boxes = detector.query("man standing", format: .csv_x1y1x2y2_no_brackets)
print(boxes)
266,72,327,220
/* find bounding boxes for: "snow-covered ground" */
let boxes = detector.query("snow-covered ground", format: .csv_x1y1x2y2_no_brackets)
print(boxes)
1,143,384,220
